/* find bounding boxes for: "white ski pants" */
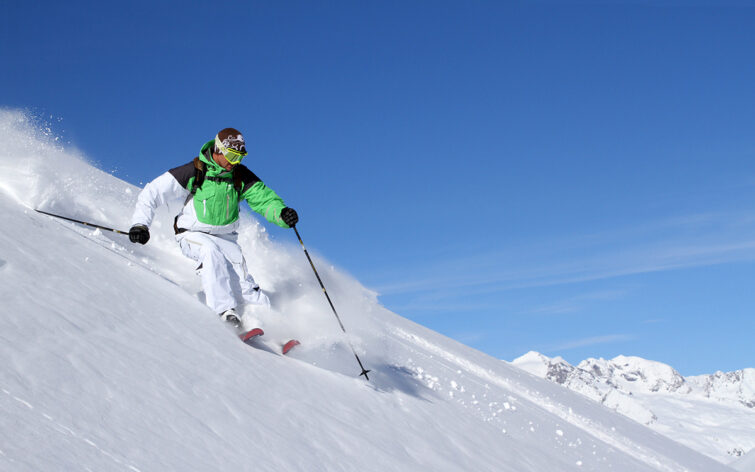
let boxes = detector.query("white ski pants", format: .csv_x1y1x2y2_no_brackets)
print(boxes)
176,231,270,314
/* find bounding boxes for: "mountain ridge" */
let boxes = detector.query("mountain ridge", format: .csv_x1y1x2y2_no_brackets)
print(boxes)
512,350,755,463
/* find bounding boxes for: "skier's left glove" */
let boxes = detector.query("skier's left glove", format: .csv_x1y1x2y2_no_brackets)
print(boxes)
129,224,150,245
281,207,299,227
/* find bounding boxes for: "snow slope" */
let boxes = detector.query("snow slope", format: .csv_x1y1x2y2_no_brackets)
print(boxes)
0,109,735,471
732,449,755,472
512,351,755,464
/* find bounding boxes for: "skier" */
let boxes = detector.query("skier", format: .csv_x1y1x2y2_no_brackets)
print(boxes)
128,127,298,328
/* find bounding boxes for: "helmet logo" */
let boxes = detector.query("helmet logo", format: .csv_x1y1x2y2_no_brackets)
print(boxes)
220,133,244,152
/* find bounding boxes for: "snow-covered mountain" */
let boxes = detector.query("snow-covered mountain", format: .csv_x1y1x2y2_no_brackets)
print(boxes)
0,108,737,471
687,370,755,409
512,351,755,464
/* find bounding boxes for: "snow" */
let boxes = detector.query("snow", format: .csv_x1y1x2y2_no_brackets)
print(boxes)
688,369,755,408
512,350,755,464
732,448,755,472
0,108,737,471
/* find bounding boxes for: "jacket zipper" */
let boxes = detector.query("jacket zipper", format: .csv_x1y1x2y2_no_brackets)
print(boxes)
203,199,207,217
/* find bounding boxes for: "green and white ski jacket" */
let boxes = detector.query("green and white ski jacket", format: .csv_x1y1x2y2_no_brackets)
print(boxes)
131,140,290,235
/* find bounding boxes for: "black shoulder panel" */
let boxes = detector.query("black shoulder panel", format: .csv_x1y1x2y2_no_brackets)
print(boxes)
168,160,197,190
234,164,262,194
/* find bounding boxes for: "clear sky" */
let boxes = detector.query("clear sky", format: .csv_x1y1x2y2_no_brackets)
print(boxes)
3,0,754,375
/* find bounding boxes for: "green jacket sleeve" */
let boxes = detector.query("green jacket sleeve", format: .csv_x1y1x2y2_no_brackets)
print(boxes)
242,181,290,228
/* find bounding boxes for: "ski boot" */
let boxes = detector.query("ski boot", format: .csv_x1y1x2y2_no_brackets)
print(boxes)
219,309,242,329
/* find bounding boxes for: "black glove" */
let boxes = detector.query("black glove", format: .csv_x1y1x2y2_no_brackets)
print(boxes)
129,225,150,245
280,207,299,227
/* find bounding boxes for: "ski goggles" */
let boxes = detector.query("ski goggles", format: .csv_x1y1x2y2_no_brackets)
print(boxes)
215,136,248,164
221,147,247,164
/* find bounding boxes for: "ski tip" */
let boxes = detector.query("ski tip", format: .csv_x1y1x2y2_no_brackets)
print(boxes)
282,339,301,355
240,328,265,343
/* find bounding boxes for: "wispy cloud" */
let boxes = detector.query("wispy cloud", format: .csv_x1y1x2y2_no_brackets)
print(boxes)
453,331,488,345
526,289,629,316
368,211,755,302
542,334,634,353
383,300,510,314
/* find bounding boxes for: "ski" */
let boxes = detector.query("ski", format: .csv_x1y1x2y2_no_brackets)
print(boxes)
282,339,300,355
240,328,300,356
239,327,264,344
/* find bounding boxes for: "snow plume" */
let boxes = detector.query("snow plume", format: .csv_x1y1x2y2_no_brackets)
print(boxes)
0,109,130,228
0,107,736,471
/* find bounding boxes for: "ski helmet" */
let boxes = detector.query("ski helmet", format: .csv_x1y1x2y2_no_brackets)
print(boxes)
214,128,248,164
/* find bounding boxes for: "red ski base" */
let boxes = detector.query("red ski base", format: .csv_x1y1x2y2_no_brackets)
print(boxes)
241,329,299,355
239,328,264,344
282,339,300,355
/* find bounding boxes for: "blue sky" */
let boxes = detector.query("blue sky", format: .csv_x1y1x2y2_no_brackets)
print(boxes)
3,1,755,374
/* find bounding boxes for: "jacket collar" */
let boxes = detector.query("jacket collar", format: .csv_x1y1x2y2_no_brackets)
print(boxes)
199,139,232,177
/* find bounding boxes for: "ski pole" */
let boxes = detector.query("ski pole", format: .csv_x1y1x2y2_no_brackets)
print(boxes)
35,209,129,235
293,226,371,381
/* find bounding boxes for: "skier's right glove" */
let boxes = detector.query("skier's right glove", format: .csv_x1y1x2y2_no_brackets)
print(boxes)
129,225,150,245
280,207,299,227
